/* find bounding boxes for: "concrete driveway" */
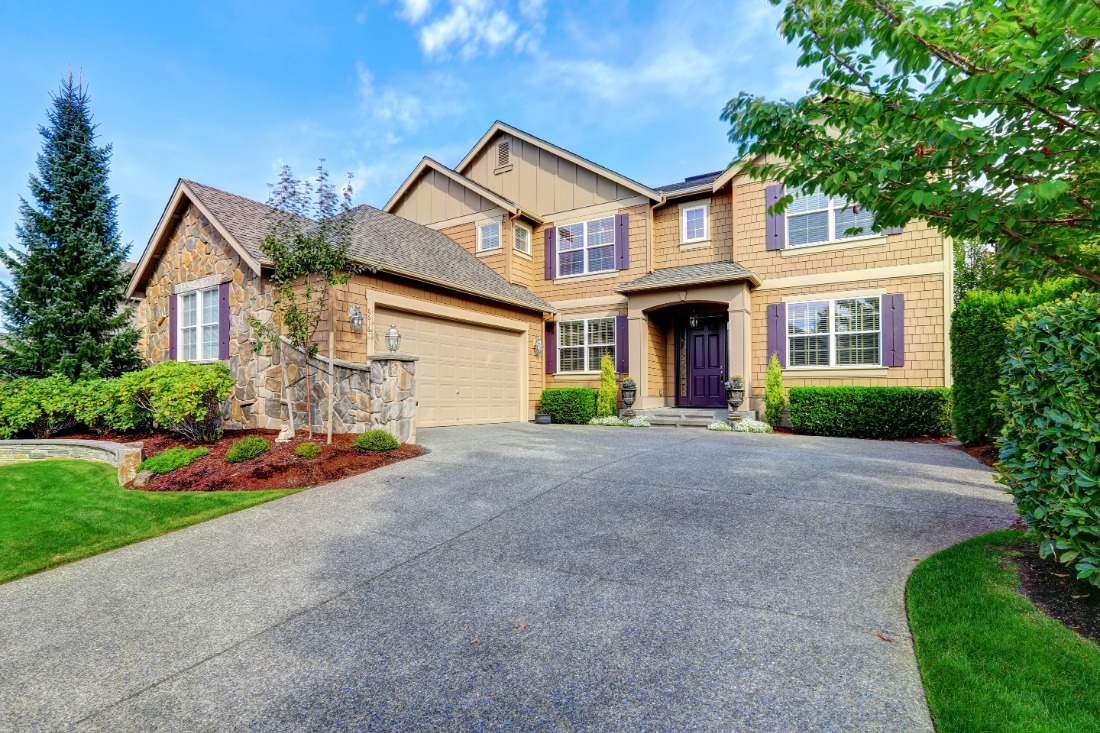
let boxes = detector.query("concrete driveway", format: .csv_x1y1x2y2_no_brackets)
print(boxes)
0,424,1014,732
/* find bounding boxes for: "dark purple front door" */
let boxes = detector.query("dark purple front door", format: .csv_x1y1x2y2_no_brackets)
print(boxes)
678,317,728,407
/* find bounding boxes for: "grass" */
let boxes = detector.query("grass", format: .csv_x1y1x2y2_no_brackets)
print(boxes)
907,529,1100,733
0,460,298,584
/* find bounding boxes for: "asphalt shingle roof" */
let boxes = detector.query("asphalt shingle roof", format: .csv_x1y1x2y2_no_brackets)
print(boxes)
653,171,725,194
181,179,552,313
614,261,758,293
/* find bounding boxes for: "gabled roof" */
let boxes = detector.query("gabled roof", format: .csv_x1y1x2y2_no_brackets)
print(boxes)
127,179,553,313
456,121,664,203
653,171,725,195
614,261,760,293
384,157,542,223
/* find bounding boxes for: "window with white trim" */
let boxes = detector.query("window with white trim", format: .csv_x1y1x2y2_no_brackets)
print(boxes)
514,222,531,254
557,216,615,277
681,204,707,243
787,296,881,367
558,317,615,372
477,221,501,252
179,287,220,362
786,188,876,247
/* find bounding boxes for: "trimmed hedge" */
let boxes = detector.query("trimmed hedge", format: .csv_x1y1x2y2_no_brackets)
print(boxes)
225,435,270,463
539,388,597,424
951,279,1087,444
788,386,952,439
118,362,234,442
0,375,78,438
996,292,1100,586
353,429,399,451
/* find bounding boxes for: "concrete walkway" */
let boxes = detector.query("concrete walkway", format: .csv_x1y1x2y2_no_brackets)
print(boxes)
0,424,1014,731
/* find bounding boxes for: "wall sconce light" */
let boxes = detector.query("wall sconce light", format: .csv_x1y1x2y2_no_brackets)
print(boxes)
349,304,364,332
689,310,699,328
385,323,401,352
533,337,543,356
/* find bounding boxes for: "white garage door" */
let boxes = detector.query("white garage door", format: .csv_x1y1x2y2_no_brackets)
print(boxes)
374,307,525,428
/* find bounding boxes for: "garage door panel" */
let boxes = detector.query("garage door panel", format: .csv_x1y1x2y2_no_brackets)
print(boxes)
375,307,524,428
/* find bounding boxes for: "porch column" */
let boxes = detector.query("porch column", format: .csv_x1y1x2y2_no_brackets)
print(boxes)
627,305,653,408
728,283,753,414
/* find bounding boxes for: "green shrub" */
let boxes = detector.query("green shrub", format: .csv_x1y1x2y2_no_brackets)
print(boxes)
787,386,952,439
951,278,1087,444
539,388,598,424
353,429,399,451
225,435,271,463
996,292,1100,586
596,353,617,418
139,446,209,475
294,441,321,459
764,352,786,428
72,378,148,434
117,361,234,442
0,375,78,438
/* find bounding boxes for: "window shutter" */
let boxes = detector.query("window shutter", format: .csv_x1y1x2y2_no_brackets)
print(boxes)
882,294,905,367
544,227,556,280
219,282,231,360
765,184,786,251
545,321,557,374
766,302,787,368
615,315,629,373
615,213,630,270
168,294,178,360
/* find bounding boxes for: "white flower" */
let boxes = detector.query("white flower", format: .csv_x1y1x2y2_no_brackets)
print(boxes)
708,421,732,431
627,417,651,428
731,419,773,433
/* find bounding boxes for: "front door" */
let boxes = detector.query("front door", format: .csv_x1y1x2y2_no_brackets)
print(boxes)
678,316,728,407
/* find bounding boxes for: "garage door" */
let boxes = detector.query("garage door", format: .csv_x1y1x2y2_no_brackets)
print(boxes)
374,307,525,427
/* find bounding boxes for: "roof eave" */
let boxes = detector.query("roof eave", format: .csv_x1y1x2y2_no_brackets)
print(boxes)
364,260,555,315
383,156,525,220
613,272,761,294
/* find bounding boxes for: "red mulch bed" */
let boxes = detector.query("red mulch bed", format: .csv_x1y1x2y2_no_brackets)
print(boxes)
64,428,426,491
955,441,999,468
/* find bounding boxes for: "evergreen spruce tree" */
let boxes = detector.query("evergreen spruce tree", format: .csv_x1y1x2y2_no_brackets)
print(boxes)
0,74,141,379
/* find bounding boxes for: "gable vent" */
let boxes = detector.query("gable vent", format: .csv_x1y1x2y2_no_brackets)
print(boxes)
497,140,510,168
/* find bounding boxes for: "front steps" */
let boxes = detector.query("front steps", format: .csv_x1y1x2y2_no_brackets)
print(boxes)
630,407,758,428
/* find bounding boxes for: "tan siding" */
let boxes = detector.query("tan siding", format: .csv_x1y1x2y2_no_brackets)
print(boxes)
652,190,735,270
391,170,496,226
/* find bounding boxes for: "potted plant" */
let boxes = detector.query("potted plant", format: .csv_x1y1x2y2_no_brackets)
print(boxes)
724,376,745,415
620,376,638,417
534,402,552,424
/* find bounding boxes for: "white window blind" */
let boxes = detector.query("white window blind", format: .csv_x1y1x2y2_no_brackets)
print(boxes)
558,317,616,372
787,188,876,247
477,222,501,251
787,297,881,367
557,216,615,277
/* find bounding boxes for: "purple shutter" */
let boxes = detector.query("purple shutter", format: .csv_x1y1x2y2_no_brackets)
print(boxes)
884,225,903,235
765,184,786,251
545,321,557,374
168,294,178,360
615,213,630,270
544,227,556,280
766,303,787,368
219,282,231,360
615,315,629,373
881,294,905,367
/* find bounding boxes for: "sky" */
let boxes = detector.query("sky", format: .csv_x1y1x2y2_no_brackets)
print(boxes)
0,0,815,267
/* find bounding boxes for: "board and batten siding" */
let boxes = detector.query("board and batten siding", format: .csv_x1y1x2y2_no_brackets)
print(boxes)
391,168,500,226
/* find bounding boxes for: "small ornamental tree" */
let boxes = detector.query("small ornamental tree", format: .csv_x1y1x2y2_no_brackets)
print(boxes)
251,162,355,439
722,0,1100,287
764,352,786,428
596,353,617,418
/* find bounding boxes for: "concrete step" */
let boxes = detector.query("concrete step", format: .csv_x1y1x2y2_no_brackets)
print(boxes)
629,407,759,428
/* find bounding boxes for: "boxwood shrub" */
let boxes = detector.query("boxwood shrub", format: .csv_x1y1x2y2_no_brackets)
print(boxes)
787,386,952,440
225,435,270,463
539,388,598,424
996,292,1100,586
353,429,399,452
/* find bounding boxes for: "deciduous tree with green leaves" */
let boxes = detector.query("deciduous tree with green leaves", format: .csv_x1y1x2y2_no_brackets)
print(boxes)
722,0,1100,286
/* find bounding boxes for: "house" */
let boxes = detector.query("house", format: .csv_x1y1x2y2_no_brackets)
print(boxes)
126,121,951,434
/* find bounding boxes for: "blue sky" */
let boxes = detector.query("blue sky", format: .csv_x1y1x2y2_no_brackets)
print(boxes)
0,0,814,265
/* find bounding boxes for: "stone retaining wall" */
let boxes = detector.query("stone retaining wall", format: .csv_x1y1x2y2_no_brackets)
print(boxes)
0,440,144,485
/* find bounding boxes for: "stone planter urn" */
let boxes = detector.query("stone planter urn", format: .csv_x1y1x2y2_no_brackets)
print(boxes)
724,377,745,423
620,378,638,418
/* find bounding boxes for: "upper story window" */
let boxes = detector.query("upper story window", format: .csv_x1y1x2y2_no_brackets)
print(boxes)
514,222,532,255
557,216,615,277
558,317,616,372
179,287,220,362
477,221,501,252
681,204,708,243
787,296,881,367
786,188,875,247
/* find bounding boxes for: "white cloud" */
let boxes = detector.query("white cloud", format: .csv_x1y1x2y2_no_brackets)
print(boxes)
396,0,433,23
356,63,466,135
395,0,546,60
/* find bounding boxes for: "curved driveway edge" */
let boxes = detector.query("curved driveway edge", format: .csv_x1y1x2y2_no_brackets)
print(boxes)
0,424,1014,731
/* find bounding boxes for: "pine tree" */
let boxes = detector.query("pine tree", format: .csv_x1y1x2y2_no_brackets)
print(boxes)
0,74,141,380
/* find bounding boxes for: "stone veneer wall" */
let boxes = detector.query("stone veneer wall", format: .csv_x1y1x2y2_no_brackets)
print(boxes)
0,440,144,485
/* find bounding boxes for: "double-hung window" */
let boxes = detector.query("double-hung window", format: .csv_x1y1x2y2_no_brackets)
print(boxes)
477,221,501,252
786,188,876,247
681,204,707,243
514,222,531,254
787,296,881,367
557,216,615,277
179,287,220,362
558,317,615,372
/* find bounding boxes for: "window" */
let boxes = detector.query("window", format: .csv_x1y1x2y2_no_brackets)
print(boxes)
477,221,501,252
557,216,615,277
681,204,708,243
786,188,876,247
179,287,220,361
514,223,531,255
558,317,615,372
787,296,881,367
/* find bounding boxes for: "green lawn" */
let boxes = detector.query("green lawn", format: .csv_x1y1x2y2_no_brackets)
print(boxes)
908,529,1100,733
0,460,298,584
